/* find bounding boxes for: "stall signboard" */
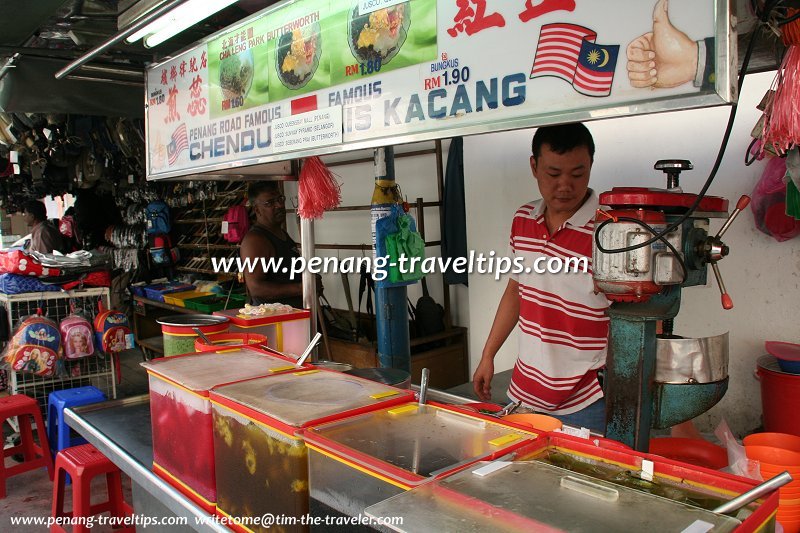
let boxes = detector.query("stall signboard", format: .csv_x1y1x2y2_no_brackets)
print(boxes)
145,0,734,180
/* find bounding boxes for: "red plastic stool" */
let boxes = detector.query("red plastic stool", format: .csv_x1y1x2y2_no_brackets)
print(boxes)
0,394,53,498
51,444,134,533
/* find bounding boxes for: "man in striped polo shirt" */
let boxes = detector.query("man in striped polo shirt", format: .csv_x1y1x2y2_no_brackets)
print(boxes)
473,123,611,432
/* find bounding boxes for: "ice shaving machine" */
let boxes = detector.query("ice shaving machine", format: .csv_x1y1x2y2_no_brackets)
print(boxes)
593,160,750,451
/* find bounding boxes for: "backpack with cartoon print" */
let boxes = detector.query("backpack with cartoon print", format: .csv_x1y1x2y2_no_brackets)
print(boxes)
93,304,132,355
60,313,95,360
3,312,62,377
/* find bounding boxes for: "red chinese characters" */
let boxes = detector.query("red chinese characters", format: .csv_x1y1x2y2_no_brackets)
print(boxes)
165,85,180,124
160,69,168,85
448,0,505,37
179,60,187,78
200,51,207,70
169,65,178,82
189,57,198,73
186,75,206,117
518,0,576,23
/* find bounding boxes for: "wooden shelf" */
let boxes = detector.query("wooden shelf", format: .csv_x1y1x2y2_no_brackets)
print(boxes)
176,266,235,276
175,218,223,224
133,295,189,314
177,244,239,250
138,336,164,354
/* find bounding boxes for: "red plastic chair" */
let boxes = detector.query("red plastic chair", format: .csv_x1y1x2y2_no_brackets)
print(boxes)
51,444,134,533
0,394,53,498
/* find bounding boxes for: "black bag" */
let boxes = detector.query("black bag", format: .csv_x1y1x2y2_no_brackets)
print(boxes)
413,278,445,338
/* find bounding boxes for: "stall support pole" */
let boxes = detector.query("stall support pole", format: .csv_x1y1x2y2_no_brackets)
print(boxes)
372,147,410,372
300,217,319,361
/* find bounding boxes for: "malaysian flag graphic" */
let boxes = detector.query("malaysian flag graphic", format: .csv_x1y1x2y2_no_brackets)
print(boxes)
530,23,619,97
167,123,188,165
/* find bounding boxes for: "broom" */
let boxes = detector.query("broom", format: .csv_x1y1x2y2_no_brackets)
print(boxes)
297,156,341,219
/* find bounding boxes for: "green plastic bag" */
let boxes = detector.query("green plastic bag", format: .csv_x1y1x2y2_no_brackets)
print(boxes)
384,213,426,283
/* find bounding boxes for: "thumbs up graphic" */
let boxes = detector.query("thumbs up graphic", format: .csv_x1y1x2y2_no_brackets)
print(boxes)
627,0,700,88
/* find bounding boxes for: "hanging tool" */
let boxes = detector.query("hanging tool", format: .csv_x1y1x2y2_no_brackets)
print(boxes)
315,302,332,361
341,272,359,341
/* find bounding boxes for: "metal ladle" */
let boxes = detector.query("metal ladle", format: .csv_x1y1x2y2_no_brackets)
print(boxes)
193,328,214,345
713,471,792,515
295,332,322,367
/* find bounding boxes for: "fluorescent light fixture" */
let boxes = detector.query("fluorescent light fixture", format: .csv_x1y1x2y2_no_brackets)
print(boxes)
125,0,238,47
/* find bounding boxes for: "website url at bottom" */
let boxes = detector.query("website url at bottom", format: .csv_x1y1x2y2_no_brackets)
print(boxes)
10,514,188,529
11,512,403,529
199,512,403,528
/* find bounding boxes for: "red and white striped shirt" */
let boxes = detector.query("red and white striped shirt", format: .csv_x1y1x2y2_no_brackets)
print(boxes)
507,191,610,415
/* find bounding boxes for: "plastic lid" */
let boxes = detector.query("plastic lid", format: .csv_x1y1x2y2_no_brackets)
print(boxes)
213,307,310,326
364,460,741,532
210,370,410,427
303,403,535,484
141,348,293,391
766,341,800,362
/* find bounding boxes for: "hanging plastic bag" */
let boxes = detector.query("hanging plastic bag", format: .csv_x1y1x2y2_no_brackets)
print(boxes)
751,156,800,242
385,214,426,283
374,204,424,288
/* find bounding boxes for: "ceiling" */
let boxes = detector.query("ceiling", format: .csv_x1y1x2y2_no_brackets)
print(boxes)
0,0,280,116
0,0,788,118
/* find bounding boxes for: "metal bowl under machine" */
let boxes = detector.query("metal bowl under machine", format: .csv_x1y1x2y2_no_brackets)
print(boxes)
593,160,749,451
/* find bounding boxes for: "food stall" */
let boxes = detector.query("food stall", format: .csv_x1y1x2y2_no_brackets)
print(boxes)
36,0,800,530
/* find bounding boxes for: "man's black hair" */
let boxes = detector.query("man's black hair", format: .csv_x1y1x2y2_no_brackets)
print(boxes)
531,123,595,162
247,181,281,203
23,200,47,222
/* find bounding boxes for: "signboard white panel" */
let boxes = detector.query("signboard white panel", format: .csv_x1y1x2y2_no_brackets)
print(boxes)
146,0,734,180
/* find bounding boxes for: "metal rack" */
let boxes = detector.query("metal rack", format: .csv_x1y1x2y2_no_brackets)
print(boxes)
0,288,117,415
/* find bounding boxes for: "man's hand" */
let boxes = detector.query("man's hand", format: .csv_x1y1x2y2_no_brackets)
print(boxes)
472,357,495,402
627,0,698,89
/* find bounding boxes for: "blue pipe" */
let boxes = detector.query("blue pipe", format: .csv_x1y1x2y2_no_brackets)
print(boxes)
372,147,410,372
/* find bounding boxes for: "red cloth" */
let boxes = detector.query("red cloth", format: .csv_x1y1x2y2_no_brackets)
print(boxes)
0,250,61,277
60,270,111,290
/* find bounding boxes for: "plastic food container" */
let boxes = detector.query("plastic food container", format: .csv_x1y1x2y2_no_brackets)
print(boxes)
209,369,413,532
157,314,229,357
141,348,302,512
142,281,194,302
214,307,310,356
184,294,246,313
302,402,539,521
365,432,780,533
162,290,213,307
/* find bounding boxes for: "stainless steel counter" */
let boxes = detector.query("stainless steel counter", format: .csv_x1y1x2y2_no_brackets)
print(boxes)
65,395,228,533
63,387,482,532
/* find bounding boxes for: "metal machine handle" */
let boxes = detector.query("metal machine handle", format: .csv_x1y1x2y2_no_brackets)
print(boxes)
715,195,751,239
711,263,733,310
706,195,750,310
